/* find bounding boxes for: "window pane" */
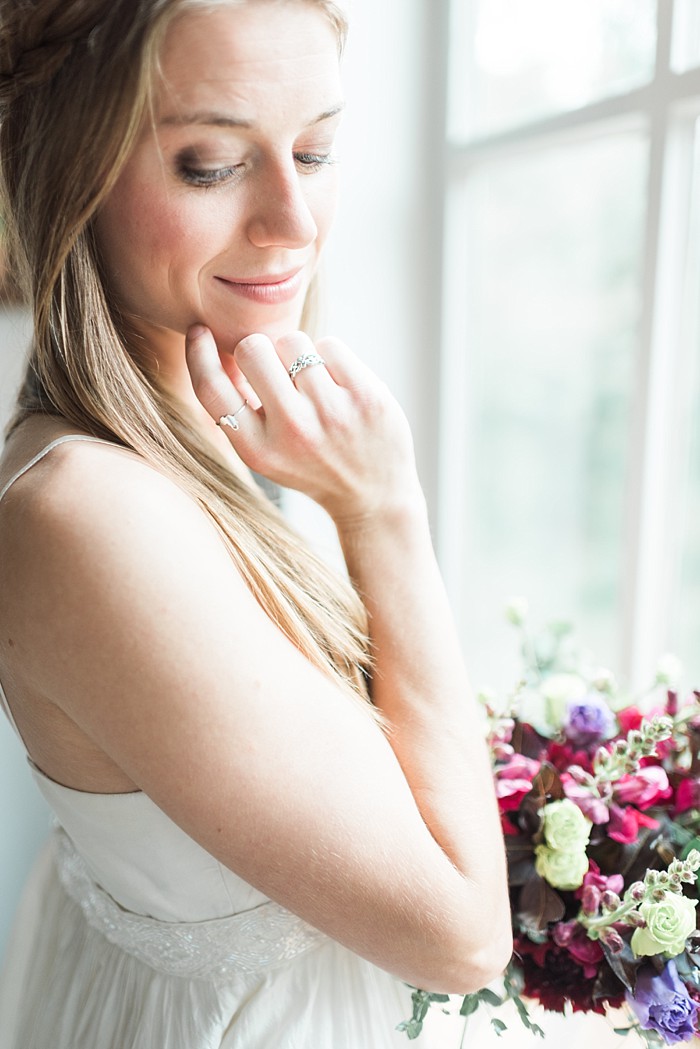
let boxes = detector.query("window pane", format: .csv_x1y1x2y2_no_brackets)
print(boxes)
672,0,700,73
669,122,700,685
449,0,657,140
450,134,647,690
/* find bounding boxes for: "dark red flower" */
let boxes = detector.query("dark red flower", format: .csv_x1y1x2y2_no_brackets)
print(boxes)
552,921,605,978
547,739,594,775
514,935,625,1014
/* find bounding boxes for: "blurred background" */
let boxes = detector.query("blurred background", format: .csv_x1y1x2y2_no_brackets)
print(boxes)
0,0,698,973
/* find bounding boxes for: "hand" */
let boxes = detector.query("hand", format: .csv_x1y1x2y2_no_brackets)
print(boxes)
185,325,422,524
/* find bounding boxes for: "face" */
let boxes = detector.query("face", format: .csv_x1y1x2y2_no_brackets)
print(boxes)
94,1,343,359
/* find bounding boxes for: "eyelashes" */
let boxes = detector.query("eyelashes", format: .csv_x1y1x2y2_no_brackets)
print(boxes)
175,152,337,189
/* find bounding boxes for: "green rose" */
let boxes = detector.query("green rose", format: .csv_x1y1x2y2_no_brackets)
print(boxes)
542,799,592,852
534,843,589,890
631,893,698,958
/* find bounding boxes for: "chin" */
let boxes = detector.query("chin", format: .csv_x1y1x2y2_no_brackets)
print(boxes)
209,307,308,355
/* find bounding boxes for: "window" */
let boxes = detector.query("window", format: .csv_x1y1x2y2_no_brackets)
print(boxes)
437,1,700,691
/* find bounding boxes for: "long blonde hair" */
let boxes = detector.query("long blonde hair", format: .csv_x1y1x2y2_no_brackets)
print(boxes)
0,0,374,706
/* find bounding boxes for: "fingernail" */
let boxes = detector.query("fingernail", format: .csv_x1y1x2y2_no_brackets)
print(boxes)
236,333,268,352
187,324,208,340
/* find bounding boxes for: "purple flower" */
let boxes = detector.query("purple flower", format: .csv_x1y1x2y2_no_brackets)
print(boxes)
626,961,699,1044
564,693,616,745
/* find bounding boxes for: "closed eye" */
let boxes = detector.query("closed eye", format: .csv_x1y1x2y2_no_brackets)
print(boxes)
294,152,336,170
177,164,243,188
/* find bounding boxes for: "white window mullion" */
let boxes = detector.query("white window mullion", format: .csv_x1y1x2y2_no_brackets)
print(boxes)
621,0,696,686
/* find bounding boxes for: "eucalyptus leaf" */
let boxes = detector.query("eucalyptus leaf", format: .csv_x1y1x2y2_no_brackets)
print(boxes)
478,988,503,1007
459,995,480,1017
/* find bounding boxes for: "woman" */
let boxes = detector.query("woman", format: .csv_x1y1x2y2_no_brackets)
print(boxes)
0,1,512,1046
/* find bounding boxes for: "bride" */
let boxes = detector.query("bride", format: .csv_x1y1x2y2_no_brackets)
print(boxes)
0,1,511,1045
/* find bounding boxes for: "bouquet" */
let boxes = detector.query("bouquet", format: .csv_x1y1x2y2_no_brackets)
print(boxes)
399,601,700,1046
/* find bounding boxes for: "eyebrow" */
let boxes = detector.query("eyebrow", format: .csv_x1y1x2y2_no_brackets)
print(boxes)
159,103,345,129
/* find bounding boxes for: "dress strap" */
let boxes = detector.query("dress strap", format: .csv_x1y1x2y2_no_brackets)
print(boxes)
0,434,119,744
0,434,117,505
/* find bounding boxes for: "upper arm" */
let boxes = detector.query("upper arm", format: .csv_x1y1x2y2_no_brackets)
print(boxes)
0,443,482,989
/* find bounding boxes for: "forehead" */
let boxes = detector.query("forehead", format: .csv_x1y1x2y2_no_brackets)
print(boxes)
155,3,342,121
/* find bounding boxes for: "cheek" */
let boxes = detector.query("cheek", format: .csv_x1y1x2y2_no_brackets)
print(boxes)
309,171,340,247
96,178,218,303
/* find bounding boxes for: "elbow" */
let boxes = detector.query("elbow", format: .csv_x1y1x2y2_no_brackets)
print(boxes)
410,924,513,996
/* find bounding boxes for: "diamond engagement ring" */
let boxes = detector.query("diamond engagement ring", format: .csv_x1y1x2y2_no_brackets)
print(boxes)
288,353,325,382
218,401,249,431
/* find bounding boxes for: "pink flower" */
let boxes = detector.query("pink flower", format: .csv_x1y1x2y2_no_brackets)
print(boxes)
608,803,659,844
495,756,540,805
561,776,610,824
675,778,700,816
617,706,644,735
614,766,672,810
575,860,624,899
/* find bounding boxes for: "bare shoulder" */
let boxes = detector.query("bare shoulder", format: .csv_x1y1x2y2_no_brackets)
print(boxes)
0,433,229,583
0,432,251,704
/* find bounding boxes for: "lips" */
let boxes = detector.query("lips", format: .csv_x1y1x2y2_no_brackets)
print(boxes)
215,267,306,304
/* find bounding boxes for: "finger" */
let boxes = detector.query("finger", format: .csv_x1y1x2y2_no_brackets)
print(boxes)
313,336,378,392
185,325,260,428
275,331,336,393
219,352,262,411
232,333,301,416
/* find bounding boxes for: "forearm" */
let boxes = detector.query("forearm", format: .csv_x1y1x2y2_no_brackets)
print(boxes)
337,488,509,908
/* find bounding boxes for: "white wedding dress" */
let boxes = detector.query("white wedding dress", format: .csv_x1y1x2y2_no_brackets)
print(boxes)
0,436,442,1049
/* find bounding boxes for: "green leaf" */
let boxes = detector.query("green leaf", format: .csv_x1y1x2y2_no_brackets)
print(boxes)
459,995,481,1016
613,1028,631,1037
681,837,700,861
491,1018,508,1036
479,988,504,1007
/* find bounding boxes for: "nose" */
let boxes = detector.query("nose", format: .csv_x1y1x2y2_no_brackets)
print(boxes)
246,159,318,249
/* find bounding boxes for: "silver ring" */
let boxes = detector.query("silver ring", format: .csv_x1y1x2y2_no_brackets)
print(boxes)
218,401,249,432
288,353,325,382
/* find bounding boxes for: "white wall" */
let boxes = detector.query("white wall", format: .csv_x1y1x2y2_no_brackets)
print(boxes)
0,309,51,957
0,0,435,957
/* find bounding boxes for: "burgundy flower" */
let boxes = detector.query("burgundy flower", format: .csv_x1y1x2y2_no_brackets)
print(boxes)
552,921,605,978
515,935,624,1015
547,740,594,775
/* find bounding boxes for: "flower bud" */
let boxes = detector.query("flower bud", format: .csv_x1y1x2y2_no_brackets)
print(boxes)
581,885,601,915
601,928,624,953
553,921,575,946
626,911,646,928
602,891,621,912
629,882,645,901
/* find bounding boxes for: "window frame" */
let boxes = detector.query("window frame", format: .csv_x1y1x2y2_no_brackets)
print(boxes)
433,0,700,686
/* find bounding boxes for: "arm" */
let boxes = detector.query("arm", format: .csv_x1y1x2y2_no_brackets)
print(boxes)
186,327,513,988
